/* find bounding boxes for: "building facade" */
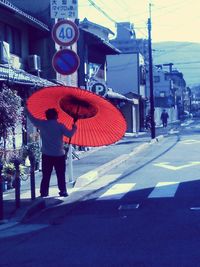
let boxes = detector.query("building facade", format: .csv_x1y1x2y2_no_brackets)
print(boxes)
107,22,147,132
0,0,58,152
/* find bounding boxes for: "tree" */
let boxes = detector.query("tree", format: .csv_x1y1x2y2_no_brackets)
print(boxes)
0,84,23,158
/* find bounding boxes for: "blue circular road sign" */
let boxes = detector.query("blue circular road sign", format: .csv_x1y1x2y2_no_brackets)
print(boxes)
52,49,80,75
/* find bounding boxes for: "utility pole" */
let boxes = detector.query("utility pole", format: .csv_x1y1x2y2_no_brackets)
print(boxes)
148,3,155,139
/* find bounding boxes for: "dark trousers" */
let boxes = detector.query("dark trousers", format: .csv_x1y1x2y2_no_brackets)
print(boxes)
40,154,66,196
162,120,167,127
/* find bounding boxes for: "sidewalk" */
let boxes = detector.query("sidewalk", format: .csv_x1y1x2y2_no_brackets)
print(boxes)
0,126,175,230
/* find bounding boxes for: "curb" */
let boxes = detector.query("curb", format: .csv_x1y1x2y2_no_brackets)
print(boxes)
20,198,46,223
0,199,46,230
75,135,165,188
18,141,153,223
0,134,167,228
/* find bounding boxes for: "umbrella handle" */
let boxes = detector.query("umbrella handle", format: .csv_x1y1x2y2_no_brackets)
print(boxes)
73,105,80,123
66,116,78,157
65,138,72,159
66,105,79,158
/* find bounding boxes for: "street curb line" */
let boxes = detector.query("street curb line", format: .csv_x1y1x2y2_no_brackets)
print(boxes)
20,198,46,223
75,135,165,188
19,136,169,223
74,141,154,188
2,135,166,226
0,199,46,232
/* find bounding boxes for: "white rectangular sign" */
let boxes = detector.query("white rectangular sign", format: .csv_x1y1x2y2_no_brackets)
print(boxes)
50,0,78,19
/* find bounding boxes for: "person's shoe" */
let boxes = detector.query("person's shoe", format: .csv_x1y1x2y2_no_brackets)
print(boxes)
59,191,68,197
40,193,48,197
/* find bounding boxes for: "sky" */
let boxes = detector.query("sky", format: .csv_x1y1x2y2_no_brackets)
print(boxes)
78,0,200,85
78,0,200,43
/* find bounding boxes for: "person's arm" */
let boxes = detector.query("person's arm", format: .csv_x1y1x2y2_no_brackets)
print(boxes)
24,105,45,128
61,123,77,138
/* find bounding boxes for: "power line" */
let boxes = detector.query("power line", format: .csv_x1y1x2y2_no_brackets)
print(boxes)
85,0,148,39
87,0,116,24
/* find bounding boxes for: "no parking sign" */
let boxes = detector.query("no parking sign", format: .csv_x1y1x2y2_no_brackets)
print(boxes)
52,49,80,75
52,20,80,75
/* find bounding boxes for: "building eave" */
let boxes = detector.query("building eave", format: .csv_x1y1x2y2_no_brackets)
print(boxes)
80,18,115,36
107,90,139,104
0,64,54,87
81,28,121,55
0,0,50,31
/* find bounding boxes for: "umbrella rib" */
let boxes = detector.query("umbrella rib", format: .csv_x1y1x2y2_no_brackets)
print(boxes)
27,86,126,147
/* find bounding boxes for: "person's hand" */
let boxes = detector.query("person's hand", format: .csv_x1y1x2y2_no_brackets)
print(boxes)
72,124,77,134
73,116,78,123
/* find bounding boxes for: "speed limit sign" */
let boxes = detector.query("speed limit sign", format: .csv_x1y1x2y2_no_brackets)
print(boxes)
52,20,79,46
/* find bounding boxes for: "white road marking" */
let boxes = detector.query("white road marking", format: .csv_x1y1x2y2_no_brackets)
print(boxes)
148,182,179,198
98,183,136,200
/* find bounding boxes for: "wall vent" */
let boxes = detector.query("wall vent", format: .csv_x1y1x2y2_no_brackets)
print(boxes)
27,54,41,72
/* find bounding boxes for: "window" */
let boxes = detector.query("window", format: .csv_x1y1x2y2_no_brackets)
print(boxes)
1,22,22,56
0,22,5,41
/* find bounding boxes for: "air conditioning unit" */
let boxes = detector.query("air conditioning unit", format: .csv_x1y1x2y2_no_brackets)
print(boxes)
27,54,41,72
0,41,10,64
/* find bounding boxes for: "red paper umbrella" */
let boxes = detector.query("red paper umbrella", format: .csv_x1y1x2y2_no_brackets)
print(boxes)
27,86,127,147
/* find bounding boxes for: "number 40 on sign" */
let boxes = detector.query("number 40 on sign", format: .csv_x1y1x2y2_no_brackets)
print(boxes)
52,20,79,46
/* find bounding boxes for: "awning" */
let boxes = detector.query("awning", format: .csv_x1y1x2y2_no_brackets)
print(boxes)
0,64,54,87
107,90,139,104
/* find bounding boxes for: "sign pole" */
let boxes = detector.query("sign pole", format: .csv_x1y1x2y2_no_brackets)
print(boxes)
68,145,74,185
51,16,79,187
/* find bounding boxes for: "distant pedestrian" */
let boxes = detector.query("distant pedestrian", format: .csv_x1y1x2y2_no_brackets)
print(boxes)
25,107,77,197
160,109,169,127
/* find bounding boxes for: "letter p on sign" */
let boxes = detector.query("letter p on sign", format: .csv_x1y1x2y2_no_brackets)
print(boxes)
91,82,107,97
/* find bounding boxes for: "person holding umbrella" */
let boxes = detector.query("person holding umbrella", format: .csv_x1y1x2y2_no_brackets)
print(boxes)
25,106,77,197
25,85,127,197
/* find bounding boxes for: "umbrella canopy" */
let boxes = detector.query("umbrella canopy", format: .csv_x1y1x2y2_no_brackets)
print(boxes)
27,86,127,147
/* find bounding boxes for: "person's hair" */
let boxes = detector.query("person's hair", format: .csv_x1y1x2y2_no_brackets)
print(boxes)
45,108,58,120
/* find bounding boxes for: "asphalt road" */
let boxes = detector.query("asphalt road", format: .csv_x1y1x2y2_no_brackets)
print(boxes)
1,119,200,267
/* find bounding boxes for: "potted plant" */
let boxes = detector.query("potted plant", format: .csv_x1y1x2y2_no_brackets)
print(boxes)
2,162,15,189
22,142,41,169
